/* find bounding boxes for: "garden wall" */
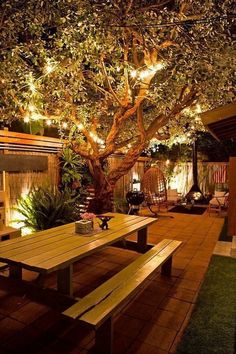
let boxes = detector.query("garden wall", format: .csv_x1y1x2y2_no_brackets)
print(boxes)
0,130,62,225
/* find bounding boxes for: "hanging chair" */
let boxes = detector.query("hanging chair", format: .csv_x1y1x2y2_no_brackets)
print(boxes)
141,166,168,215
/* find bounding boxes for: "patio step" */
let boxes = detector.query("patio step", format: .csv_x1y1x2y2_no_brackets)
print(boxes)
230,236,236,258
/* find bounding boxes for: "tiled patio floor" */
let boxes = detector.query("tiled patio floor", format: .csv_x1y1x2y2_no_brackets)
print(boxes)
0,209,224,354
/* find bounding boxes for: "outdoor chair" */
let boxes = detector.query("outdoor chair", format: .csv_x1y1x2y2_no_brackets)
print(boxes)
207,191,229,216
141,167,168,215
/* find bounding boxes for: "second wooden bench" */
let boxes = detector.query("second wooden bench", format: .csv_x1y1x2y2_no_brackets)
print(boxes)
63,238,182,354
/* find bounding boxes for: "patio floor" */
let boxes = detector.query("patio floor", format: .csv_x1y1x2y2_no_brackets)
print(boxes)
0,209,224,354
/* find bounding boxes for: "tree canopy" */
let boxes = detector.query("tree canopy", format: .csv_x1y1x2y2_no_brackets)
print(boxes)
0,0,235,210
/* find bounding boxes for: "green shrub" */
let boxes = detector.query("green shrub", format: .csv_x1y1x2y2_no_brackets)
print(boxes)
14,186,76,232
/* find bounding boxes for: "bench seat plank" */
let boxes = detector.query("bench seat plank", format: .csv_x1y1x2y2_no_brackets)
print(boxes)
63,239,174,319
63,239,182,326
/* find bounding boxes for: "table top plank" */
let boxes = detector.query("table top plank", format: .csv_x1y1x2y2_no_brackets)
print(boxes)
0,216,148,262
0,214,157,274
0,213,139,251
21,217,156,273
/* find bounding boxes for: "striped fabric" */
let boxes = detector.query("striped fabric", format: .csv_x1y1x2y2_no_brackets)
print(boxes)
213,165,227,183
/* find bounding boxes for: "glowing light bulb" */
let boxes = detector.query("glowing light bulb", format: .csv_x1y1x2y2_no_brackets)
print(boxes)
45,63,54,74
62,122,68,129
28,104,35,112
195,104,202,113
24,115,30,123
77,123,84,130
166,159,170,165
29,82,36,93
44,59,57,75
31,112,41,120
151,61,166,71
130,69,137,78
139,70,150,80
98,138,105,145
46,119,52,126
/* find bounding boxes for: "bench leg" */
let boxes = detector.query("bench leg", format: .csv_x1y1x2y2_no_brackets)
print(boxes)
161,256,172,276
137,228,147,253
95,317,113,354
9,265,22,279
57,265,73,296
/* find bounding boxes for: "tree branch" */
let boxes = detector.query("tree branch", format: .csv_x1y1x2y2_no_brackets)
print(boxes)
100,57,124,107
125,0,133,15
137,104,146,142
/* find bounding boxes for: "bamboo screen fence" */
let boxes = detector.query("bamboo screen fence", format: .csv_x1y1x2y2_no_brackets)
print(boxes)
4,150,59,224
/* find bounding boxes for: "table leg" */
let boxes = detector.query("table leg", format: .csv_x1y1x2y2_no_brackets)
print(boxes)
57,265,73,296
137,227,147,253
9,265,22,279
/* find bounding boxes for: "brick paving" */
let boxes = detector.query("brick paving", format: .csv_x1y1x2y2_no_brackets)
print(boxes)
0,209,224,354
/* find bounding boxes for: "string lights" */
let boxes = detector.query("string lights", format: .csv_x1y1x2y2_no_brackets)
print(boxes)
130,61,166,81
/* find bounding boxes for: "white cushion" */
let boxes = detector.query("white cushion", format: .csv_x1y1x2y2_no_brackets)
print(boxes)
214,191,226,197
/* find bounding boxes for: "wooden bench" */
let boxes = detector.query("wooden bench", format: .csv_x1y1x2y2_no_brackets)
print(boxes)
63,238,182,354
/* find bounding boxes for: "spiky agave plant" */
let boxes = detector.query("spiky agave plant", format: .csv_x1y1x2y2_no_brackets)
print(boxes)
14,186,77,232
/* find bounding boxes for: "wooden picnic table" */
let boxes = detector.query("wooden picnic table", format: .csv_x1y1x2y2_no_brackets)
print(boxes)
0,213,156,296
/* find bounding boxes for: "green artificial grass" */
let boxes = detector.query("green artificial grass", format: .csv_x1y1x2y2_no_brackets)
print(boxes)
218,217,232,242
176,255,236,354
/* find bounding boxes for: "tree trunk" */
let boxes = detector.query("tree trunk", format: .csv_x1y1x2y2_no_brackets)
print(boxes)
87,159,113,214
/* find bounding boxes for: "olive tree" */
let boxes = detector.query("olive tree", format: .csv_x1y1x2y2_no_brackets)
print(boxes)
0,0,235,212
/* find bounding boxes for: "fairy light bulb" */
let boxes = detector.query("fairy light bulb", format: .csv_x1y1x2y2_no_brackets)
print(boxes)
46,119,52,126
44,59,57,75
77,123,84,130
62,122,68,129
24,115,30,123
29,82,36,93
31,112,40,120
195,104,202,113
130,69,137,78
151,61,166,71
45,63,54,74
139,70,150,80
28,103,36,112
